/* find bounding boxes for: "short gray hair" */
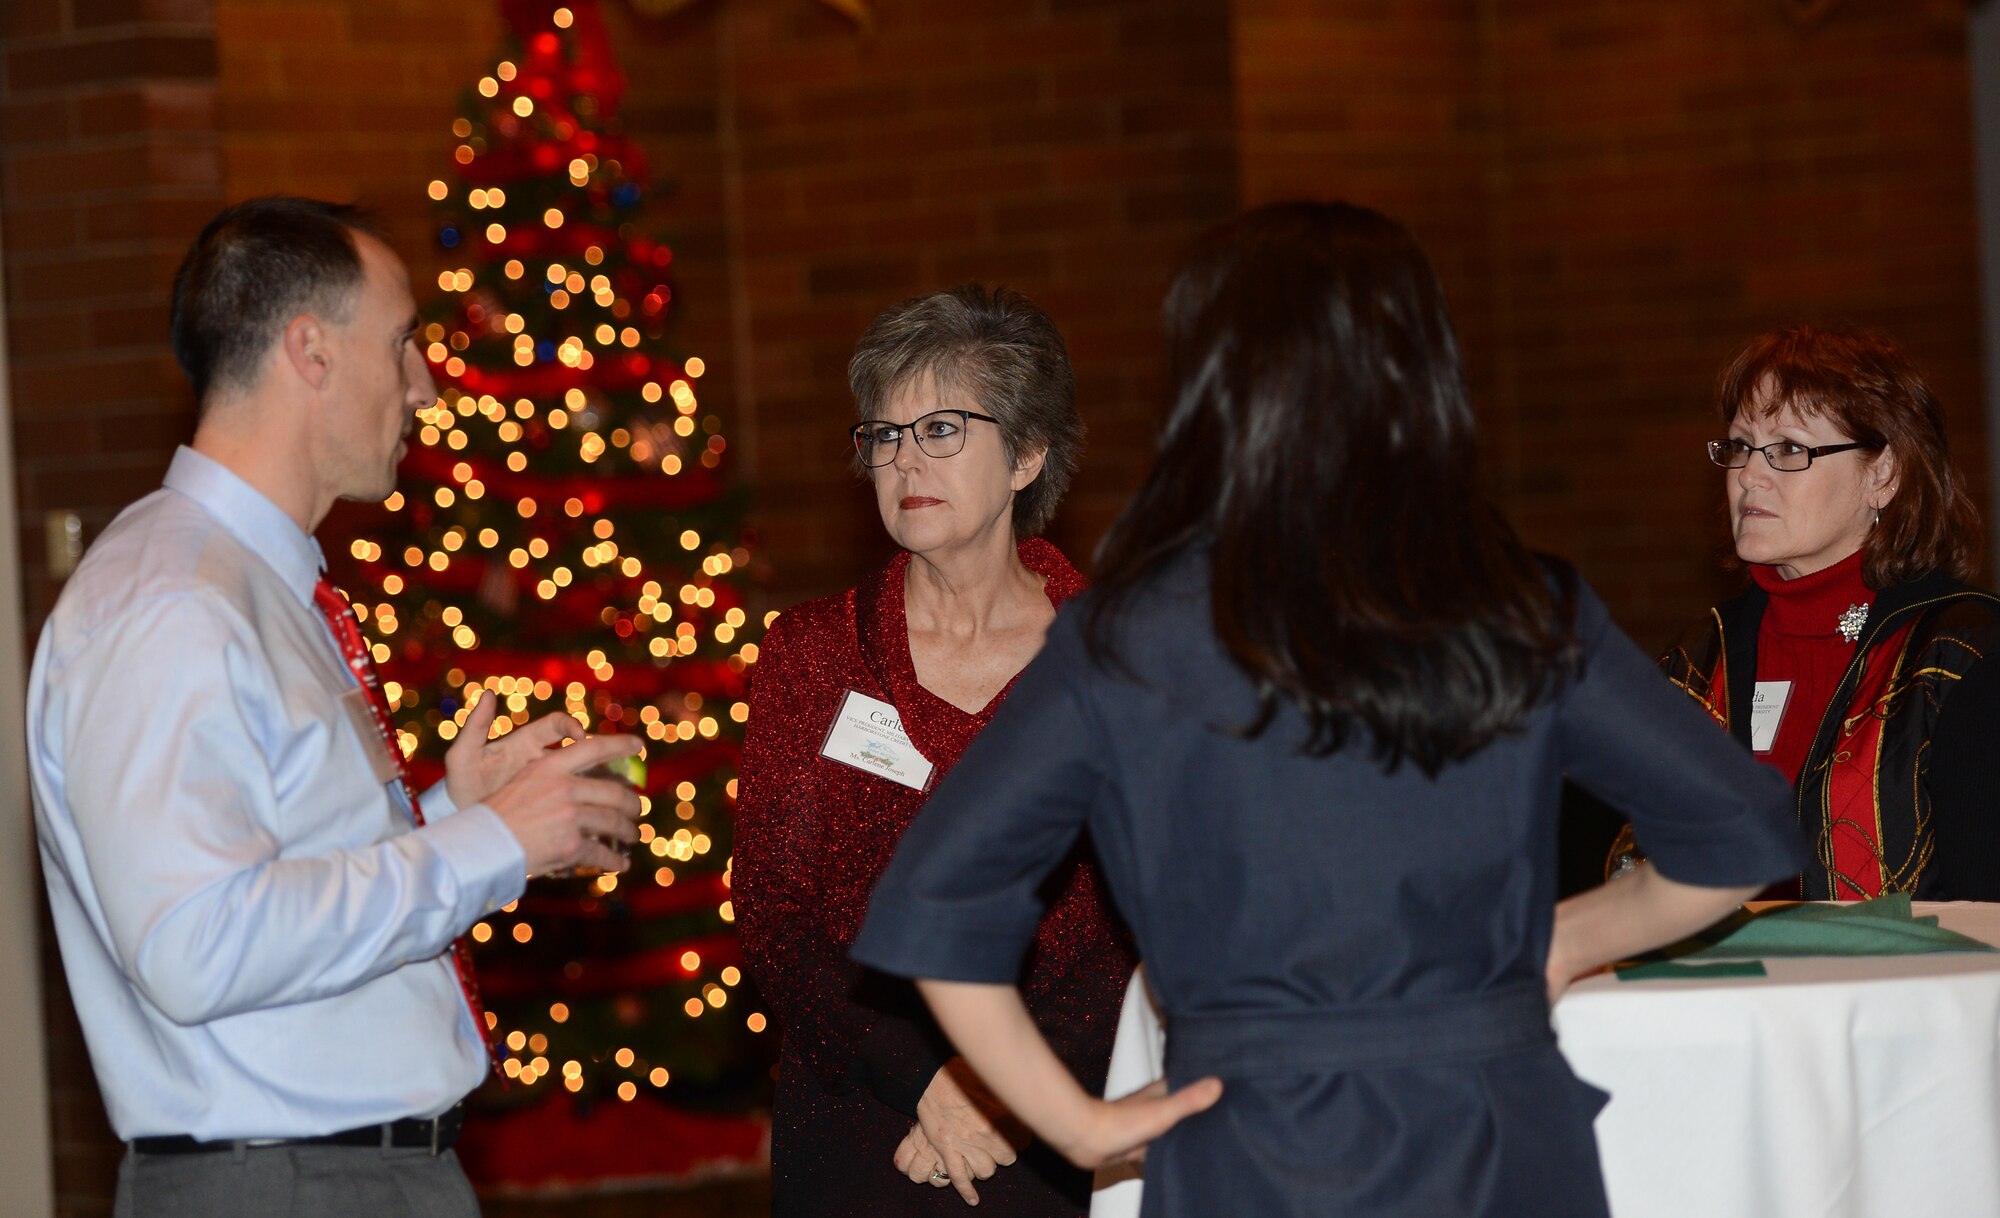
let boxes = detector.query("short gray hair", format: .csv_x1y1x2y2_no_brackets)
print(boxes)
847,284,1082,537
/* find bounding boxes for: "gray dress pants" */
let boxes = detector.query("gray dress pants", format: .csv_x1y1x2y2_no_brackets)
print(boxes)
115,1143,481,1218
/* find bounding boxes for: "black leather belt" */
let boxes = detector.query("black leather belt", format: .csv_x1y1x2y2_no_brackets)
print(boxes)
131,1104,464,1157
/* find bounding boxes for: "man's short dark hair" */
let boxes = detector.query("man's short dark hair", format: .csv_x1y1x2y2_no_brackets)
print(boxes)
170,196,382,406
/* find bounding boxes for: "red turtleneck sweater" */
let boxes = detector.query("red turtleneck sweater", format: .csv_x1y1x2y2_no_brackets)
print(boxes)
1749,549,1873,781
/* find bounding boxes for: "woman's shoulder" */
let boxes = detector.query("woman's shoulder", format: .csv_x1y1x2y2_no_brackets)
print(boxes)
1018,536,1089,605
1652,583,1763,668
1897,575,2000,652
757,586,859,664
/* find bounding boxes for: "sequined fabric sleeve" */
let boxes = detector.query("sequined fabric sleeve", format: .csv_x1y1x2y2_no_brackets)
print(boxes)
733,613,952,1110
734,616,875,1091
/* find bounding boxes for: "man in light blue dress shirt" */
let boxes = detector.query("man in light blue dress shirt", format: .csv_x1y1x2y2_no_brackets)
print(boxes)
27,197,645,1217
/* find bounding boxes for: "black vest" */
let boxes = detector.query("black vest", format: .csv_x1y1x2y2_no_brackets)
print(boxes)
1661,571,2000,899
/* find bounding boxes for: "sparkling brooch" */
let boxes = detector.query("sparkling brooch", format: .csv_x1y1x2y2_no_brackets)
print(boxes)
1837,603,1869,644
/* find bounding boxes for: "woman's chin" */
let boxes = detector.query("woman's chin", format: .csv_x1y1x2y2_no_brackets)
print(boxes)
884,523,954,557
1732,536,1786,568
886,516,1009,560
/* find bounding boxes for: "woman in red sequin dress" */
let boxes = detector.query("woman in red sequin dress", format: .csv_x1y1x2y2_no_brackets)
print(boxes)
734,285,1134,1216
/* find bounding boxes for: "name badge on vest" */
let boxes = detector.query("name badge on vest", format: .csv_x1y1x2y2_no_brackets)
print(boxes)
1750,680,1792,753
819,690,934,792
340,687,402,785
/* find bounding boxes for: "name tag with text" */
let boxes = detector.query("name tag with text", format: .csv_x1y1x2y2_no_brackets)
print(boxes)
819,690,934,792
1750,680,1792,753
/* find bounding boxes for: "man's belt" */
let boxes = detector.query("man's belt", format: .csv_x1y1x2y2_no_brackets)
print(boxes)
130,1104,464,1157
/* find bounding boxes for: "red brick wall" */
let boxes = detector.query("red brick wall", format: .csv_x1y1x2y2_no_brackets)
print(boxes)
214,0,502,252
719,0,1238,600
2,0,220,628
1491,1,1986,649
1234,0,1987,650
2,1,223,1212
1235,0,1501,423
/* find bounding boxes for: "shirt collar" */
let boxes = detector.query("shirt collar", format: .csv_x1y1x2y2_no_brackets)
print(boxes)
162,446,326,606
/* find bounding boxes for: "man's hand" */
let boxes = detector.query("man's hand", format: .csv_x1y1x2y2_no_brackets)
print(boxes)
481,730,645,877
443,691,588,809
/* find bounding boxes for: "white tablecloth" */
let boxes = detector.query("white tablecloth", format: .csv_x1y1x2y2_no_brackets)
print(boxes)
1090,902,2000,1218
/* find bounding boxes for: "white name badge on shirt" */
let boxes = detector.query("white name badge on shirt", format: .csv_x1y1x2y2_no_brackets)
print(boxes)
1750,680,1792,753
339,687,402,785
819,690,934,792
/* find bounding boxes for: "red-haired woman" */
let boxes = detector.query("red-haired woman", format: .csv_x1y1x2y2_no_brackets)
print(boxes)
1649,325,2000,899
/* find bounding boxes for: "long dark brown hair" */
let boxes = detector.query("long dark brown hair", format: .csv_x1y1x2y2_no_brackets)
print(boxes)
1088,201,1576,774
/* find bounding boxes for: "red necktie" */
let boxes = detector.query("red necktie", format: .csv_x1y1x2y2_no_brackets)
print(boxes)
312,576,498,1068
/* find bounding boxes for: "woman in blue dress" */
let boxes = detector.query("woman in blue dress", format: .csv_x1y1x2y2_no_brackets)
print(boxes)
850,201,1805,1217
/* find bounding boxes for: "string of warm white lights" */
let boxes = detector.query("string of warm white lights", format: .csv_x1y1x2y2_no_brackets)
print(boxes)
336,1,773,1110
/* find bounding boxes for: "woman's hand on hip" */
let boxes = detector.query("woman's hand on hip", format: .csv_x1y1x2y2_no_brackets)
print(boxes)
1051,1077,1223,1170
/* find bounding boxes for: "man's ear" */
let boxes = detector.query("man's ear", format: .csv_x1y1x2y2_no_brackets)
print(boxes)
1010,444,1048,493
281,314,332,391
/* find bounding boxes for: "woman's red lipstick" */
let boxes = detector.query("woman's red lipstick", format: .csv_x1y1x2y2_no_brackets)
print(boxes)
900,496,943,510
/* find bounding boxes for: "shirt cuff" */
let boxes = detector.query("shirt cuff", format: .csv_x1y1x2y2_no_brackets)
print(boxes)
420,778,459,820
422,802,527,921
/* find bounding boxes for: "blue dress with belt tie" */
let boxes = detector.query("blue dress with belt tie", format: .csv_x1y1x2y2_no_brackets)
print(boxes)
852,552,1805,1217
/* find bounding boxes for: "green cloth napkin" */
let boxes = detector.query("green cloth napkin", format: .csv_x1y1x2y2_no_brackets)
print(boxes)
1610,893,1995,983
1685,893,1997,959
1615,960,1767,982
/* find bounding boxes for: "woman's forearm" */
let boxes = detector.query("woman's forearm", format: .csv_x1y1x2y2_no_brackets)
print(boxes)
917,979,1223,1168
916,979,1098,1159
1549,864,1757,987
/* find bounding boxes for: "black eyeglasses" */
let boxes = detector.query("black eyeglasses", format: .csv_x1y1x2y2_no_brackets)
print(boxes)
851,409,1000,468
1707,438,1866,472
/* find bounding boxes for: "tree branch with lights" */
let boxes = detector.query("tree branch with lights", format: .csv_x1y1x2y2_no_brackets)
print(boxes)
335,0,772,1188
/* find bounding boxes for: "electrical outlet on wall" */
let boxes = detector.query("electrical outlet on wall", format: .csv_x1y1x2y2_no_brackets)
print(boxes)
44,511,81,579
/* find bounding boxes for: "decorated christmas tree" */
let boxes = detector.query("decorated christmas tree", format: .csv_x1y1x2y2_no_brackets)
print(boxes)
331,0,771,1185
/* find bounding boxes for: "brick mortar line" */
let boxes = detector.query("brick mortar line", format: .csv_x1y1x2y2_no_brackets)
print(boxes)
1,24,215,53
7,340,181,359
0,140,219,165
1,182,221,204
6,241,196,261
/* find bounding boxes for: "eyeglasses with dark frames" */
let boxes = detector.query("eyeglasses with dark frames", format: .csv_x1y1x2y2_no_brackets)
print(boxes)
1707,438,1866,472
851,409,1000,468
